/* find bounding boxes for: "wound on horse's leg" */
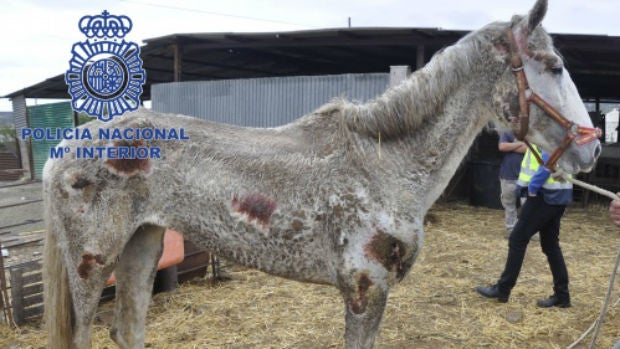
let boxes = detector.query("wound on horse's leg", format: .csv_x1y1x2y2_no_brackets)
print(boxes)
77,251,105,279
341,272,389,349
71,255,116,349
110,224,165,349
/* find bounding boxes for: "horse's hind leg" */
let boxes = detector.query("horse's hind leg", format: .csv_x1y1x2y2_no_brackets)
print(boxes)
110,224,165,349
341,279,389,349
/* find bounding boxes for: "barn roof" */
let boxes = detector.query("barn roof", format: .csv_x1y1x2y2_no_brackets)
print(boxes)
5,27,620,101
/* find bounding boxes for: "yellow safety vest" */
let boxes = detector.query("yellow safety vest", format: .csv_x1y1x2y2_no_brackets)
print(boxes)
516,145,572,190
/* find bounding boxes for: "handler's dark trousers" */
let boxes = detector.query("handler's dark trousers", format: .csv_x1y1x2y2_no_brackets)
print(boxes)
497,195,569,300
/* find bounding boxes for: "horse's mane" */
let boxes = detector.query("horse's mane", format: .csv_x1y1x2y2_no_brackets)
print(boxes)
311,21,513,140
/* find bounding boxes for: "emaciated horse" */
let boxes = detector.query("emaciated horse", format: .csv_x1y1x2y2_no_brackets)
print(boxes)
43,1,601,348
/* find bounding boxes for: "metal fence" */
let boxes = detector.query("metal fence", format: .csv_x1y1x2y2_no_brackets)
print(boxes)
152,73,390,127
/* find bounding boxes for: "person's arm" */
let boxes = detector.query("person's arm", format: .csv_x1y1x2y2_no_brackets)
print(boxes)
499,141,527,153
528,151,551,196
498,142,527,153
611,195,620,227
514,142,527,153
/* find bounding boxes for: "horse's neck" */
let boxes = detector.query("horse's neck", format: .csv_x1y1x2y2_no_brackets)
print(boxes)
411,86,495,212
346,38,503,213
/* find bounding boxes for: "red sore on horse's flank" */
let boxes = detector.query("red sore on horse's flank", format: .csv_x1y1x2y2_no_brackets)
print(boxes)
232,193,277,226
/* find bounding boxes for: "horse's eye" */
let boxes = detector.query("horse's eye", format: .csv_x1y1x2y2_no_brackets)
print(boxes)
550,66,563,75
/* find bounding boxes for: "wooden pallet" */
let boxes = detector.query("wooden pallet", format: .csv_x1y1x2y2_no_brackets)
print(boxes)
0,244,14,326
9,260,43,325
5,241,219,325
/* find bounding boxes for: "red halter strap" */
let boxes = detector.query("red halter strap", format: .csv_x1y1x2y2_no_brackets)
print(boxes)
506,29,601,172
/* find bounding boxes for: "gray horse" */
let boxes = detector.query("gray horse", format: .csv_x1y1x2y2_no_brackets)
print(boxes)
43,1,600,348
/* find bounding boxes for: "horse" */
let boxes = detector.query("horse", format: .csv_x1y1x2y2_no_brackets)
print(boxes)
43,0,601,348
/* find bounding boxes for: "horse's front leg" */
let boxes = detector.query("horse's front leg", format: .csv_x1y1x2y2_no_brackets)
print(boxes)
340,272,389,349
110,224,165,349
70,252,117,349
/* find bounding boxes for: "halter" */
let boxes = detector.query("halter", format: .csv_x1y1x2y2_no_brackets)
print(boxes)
506,28,601,172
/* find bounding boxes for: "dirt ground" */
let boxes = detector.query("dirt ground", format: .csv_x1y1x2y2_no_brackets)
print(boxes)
0,181,45,235
0,181,45,265
1,199,620,349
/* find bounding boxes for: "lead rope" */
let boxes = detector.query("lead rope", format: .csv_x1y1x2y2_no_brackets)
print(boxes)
558,173,620,349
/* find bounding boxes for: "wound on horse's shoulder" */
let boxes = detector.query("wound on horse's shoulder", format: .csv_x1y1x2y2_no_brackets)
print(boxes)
364,229,406,275
105,140,152,176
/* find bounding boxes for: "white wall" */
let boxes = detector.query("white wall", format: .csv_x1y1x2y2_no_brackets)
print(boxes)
606,108,619,143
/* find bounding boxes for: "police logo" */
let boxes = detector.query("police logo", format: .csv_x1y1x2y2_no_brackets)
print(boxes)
65,11,146,122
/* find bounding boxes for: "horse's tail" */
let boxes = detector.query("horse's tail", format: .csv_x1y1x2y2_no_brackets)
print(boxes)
43,225,73,348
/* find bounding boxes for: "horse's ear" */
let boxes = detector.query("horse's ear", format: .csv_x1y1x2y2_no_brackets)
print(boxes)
525,0,547,32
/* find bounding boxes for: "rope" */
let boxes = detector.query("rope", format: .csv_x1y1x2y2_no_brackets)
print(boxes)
566,177,620,201
588,245,620,349
566,321,596,349
558,174,620,349
567,298,620,349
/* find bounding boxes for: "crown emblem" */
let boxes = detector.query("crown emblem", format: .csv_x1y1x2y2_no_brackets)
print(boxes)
78,10,133,39
65,10,146,122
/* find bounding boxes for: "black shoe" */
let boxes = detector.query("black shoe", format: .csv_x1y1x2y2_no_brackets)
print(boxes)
536,295,571,308
475,285,509,303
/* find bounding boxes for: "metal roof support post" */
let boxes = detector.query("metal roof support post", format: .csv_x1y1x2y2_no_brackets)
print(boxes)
389,65,411,87
416,45,425,70
10,95,31,181
173,43,183,82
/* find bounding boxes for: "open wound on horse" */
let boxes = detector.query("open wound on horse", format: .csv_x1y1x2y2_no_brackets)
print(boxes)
77,251,105,279
364,228,408,278
104,139,153,176
349,271,374,315
231,193,278,229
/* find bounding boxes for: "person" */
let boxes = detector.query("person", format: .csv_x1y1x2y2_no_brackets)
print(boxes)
611,195,620,227
498,131,526,238
476,144,573,307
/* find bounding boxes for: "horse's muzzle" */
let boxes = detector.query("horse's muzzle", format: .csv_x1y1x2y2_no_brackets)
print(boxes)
575,140,602,173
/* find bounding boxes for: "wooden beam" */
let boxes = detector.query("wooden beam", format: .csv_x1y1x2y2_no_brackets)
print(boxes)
173,44,183,82
416,45,425,70
9,267,24,325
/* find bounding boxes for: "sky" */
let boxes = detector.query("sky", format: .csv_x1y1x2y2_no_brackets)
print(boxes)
1,0,619,112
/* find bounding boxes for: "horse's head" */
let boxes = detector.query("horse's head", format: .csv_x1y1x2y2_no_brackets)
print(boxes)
492,0,601,174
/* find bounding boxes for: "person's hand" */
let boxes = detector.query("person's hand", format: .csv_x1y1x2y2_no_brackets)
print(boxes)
611,195,620,227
